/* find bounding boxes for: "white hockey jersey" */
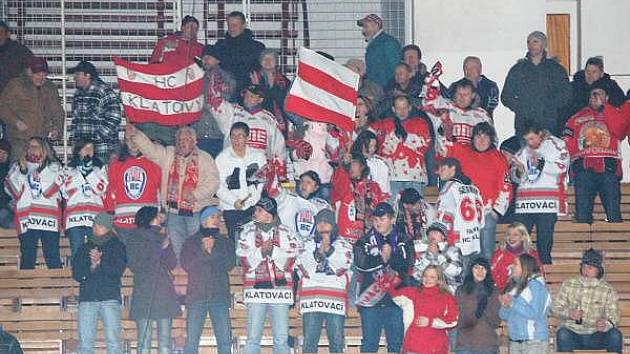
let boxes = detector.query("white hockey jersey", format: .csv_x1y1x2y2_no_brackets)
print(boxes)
212,99,286,161
366,155,391,195
514,133,569,215
5,162,63,234
215,146,267,211
435,178,485,256
61,166,109,229
277,190,328,243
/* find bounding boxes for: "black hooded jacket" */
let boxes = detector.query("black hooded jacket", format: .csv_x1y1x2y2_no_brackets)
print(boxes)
215,29,265,92
562,70,626,125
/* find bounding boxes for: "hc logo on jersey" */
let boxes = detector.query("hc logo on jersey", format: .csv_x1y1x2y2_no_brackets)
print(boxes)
124,166,147,200
295,209,315,238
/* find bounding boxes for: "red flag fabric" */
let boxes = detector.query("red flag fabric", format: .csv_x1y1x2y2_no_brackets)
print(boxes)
285,47,360,131
113,57,204,126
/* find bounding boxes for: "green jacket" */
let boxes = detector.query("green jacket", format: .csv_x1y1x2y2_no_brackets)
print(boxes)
365,31,401,87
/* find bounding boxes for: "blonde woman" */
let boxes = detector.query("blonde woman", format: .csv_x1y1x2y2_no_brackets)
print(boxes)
491,222,543,291
389,265,458,354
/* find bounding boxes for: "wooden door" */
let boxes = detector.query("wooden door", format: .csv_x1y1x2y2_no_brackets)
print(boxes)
546,14,571,73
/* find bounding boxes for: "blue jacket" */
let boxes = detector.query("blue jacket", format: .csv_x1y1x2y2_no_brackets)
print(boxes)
365,31,401,88
499,276,550,341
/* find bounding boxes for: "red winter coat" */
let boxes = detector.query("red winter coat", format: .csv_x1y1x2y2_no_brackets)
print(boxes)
491,246,544,291
149,33,203,64
389,285,458,354
370,115,432,183
331,167,389,243
104,156,161,228
445,144,512,215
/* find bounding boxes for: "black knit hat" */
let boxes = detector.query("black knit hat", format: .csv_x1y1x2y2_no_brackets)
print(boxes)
255,196,278,218
581,248,605,279
400,188,422,205
500,136,522,155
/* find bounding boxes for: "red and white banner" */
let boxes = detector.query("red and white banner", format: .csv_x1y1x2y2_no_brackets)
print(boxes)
285,47,360,132
113,57,204,126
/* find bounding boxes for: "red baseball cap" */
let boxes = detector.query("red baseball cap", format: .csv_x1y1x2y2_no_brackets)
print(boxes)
357,14,383,28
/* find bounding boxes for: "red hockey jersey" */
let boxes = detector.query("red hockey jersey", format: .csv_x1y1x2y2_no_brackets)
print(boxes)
104,156,161,228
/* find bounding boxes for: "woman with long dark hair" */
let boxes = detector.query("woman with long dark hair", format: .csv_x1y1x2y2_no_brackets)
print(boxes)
499,254,551,353
5,137,63,269
62,139,108,258
455,257,501,354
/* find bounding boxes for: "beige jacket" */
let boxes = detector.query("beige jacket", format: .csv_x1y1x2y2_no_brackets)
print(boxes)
134,130,220,212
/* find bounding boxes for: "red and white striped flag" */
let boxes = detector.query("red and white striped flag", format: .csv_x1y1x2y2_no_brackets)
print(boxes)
113,57,204,126
285,47,360,131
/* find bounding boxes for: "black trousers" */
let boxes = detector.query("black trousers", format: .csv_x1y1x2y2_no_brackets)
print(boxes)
574,168,621,223
515,213,557,264
19,230,62,269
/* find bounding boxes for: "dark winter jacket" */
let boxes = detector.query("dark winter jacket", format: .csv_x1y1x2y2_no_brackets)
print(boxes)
455,286,502,352
125,226,181,320
181,229,236,304
561,70,626,125
0,329,23,354
354,226,414,307
215,29,265,92
365,31,402,87
501,53,572,136
72,232,127,303
0,39,32,94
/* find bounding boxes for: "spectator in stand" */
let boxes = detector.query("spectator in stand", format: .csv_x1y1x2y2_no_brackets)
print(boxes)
424,78,491,154
250,49,291,135
354,202,414,353
370,95,432,199
69,60,122,164
502,31,572,136
209,83,286,162
289,121,335,200
353,96,377,134
552,248,622,353
125,124,220,260
0,20,32,94
563,84,628,223
297,209,353,353
562,57,626,125
297,171,331,212
435,158,484,271
345,60,384,108
215,122,266,241
357,14,401,87
499,254,550,354
395,188,434,241
215,11,266,92
455,257,502,354
512,125,569,264
72,212,127,354
331,154,389,243
445,122,511,261
412,221,463,293
352,130,390,195
61,139,108,258
191,44,235,158
4,137,62,269
379,63,423,113
181,206,235,354
125,207,181,354
401,44,427,84
491,222,543,292
0,57,63,160
389,265,458,354
0,121,13,229
447,56,500,117
236,196,300,354
104,131,161,229
150,15,202,64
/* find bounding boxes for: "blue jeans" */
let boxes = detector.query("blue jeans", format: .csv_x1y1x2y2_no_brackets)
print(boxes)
389,181,425,203
184,301,233,354
244,303,290,354
136,318,172,354
556,326,623,353
359,304,403,353
78,300,122,354
480,211,498,261
302,312,345,353
166,212,200,263
66,226,92,260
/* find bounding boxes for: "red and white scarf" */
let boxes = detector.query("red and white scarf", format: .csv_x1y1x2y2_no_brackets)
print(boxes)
167,150,199,213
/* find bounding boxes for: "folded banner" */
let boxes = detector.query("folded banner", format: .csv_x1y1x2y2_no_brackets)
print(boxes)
285,47,360,132
113,57,204,126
